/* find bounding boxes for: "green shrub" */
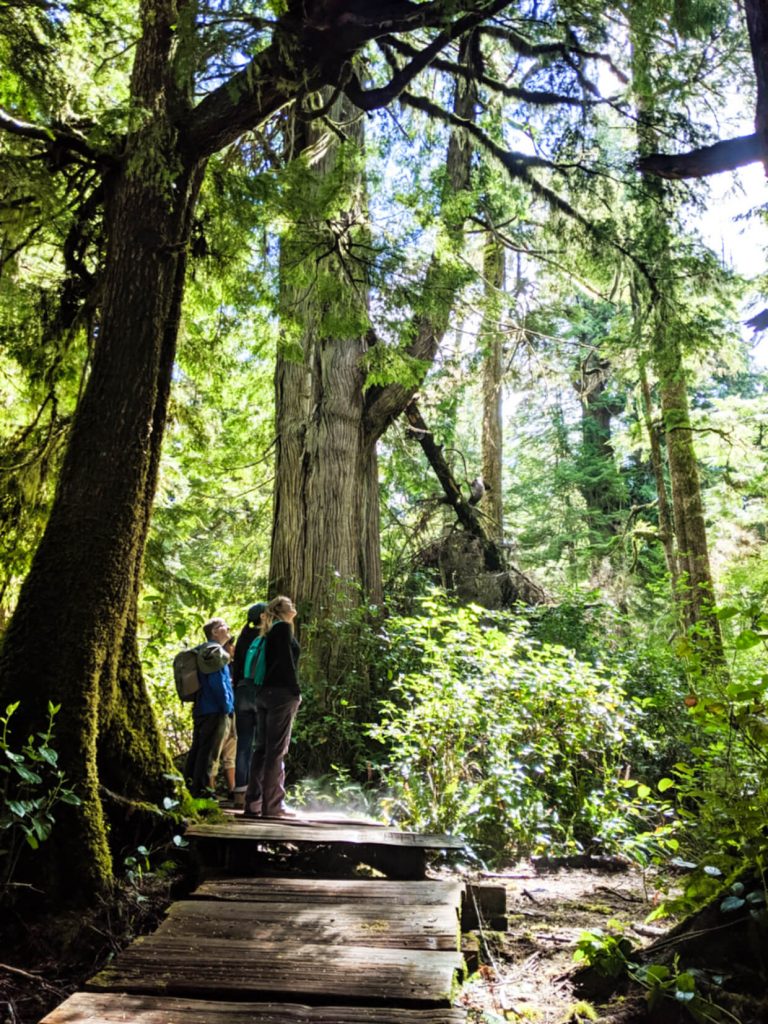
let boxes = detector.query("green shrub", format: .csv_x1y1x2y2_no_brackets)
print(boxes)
368,591,647,864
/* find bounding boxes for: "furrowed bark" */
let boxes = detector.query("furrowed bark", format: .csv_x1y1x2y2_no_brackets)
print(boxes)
480,233,505,541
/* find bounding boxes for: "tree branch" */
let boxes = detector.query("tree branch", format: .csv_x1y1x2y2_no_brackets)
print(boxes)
181,42,298,159
482,23,629,83
404,400,506,571
381,35,601,106
400,90,655,285
0,108,101,163
343,0,512,110
399,90,592,225
184,2,516,158
637,133,764,179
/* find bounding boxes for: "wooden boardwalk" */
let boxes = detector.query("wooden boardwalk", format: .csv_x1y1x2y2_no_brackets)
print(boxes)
41,816,468,1024
189,816,466,879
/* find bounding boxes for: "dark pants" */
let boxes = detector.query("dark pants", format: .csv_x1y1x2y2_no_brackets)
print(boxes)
185,712,229,797
234,684,262,790
245,687,300,816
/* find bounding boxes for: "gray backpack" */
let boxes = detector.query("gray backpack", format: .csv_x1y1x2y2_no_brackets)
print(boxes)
173,642,229,702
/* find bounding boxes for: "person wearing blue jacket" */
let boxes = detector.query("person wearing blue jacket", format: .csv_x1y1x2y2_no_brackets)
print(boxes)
184,617,234,798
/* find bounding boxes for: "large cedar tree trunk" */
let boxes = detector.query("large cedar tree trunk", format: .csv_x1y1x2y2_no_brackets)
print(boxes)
270,95,381,621
638,358,680,586
573,351,624,537
269,43,478,750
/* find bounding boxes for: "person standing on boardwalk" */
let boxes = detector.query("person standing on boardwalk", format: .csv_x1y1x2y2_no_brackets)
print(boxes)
231,601,268,809
184,617,234,798
243,596,301,819
209,634,237,801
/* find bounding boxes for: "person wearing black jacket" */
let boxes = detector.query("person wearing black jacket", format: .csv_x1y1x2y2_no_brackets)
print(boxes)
231,602,268,807
242,595,301,819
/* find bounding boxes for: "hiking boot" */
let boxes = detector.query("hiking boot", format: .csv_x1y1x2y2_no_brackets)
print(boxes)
263,806,299,819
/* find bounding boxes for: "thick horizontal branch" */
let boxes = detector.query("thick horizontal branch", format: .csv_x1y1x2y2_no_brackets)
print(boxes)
306,0,480,39
637,133,764,178
745,307,768,332
185,1,515,158
182,43,299,158
0,108,100,163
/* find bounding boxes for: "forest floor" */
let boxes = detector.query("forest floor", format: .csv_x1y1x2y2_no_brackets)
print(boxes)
458,862,672,1024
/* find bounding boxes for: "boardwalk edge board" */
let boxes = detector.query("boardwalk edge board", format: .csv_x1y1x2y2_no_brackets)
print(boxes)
41,992,468,1023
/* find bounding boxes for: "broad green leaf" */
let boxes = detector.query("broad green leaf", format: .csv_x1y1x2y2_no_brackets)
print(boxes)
720,895,745,912
13,764,42,784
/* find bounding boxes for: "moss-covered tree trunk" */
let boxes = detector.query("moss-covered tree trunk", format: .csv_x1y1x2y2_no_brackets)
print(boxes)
638,358,680,587
656,338,721,641
573,350,625,537
0,0,210,904
630,16,723,657
0,165,204,901
480,233,505,541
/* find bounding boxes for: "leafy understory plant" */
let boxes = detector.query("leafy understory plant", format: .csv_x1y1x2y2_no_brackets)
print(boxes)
369,592,645,863
0,700,81,889
574,931,742,1024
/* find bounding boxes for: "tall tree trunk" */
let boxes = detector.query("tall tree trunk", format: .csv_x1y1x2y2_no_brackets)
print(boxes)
573,350,624,536
0,2,206,904
269,42,479,768
630,16,723,656
657,337,721,637
637,359,680,587
480,233,505,541
269,93,381,729
269,25,492,629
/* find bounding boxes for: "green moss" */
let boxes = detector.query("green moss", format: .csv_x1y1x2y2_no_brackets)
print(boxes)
562,1001,599,1022
567,901,613,916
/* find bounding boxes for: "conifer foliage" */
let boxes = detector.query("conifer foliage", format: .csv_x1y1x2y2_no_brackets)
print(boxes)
0,0,764,945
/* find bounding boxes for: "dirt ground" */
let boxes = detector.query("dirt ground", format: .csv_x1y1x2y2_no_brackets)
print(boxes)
457,863,667,1023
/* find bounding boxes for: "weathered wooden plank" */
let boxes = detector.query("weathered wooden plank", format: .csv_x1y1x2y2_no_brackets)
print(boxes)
186,822,465,850
221,810,388,828
87,939,464,1006
191,876,464,908
161,898,459,950
42,992,467,1023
